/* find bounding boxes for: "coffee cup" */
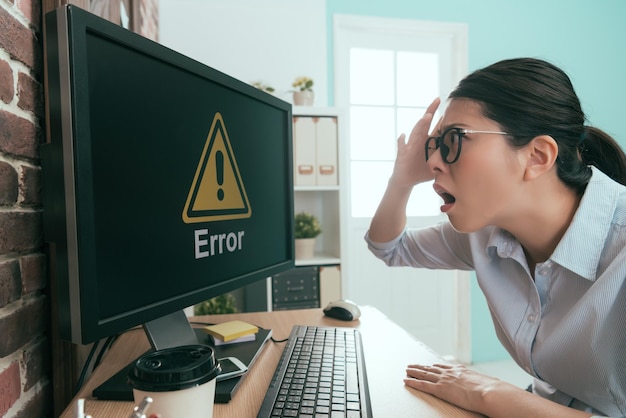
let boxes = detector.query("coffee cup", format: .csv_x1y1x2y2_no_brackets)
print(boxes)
128,345,221,418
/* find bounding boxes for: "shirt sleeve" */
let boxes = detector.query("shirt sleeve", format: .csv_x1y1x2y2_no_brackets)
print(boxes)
364,221,475,271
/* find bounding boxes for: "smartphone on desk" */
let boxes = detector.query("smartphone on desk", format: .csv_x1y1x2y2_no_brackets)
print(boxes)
217,357,248,382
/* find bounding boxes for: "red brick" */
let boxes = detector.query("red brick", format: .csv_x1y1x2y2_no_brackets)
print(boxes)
20,253,46,295
0,211,42,254
19,164,41,206
0,161,19,205
0,59,13,104
16,0,41,32
17,71,44,119
0,110,40,160
0,5,40,70
21,339,51,392
0,362,21,417
0,296,49,358
12,381,51,418
0,259,21,308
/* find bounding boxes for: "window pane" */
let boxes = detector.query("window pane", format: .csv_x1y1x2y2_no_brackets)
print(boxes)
349,48,443,218
351,162,441,217
397,51,439,107
396,107,426,141
351,161,393,217
350,106,396,161
350,48,394,105
407,181,442,217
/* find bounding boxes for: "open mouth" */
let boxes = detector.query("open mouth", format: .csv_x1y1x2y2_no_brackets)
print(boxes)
434,184,456,212
440,191,456,205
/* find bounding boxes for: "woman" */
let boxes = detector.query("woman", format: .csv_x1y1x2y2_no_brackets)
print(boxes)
366,58,626,417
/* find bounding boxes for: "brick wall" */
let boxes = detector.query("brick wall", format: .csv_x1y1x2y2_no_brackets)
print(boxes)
0,1,161,415
0,0,52,417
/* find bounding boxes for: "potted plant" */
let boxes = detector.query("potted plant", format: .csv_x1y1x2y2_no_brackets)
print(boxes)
251,80,275,94
294,211,321,259
194,293,238,315
291,76,314,106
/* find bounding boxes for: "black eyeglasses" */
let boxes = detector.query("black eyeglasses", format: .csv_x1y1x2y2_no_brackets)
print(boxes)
425,127,511,164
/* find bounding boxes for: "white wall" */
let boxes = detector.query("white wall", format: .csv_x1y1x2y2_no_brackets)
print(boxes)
159,0,329,106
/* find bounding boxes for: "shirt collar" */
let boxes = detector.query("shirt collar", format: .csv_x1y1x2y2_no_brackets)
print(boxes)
486,167,621,281
550,167,619,280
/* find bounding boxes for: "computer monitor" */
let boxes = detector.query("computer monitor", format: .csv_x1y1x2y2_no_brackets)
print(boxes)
42,5,294,349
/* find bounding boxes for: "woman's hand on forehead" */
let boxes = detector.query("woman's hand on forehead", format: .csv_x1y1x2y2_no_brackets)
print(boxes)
390,97,441,187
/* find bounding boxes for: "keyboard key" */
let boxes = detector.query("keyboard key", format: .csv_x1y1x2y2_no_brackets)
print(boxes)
316,406,330,414
347,402,360,411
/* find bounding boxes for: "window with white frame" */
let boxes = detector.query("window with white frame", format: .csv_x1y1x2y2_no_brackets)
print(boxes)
334,16,468,218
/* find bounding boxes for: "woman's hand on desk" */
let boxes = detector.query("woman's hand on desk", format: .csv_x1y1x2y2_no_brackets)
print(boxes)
403,364,594,418
404,363,499,412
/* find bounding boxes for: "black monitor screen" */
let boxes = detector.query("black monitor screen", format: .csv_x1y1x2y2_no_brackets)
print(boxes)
43,5,294,344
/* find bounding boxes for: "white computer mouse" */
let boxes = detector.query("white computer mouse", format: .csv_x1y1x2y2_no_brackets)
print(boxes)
323,299,361,321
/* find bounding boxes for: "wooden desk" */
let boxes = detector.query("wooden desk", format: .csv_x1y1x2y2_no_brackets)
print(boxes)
62,306,481,417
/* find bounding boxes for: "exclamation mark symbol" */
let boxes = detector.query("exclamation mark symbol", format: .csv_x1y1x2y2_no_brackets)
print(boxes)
216,150,225,201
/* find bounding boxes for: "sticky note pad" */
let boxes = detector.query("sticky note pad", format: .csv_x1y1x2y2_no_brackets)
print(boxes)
213,333,256,346
203,320,259,342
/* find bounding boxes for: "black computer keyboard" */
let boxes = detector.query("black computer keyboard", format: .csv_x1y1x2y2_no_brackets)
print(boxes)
257,325,373,418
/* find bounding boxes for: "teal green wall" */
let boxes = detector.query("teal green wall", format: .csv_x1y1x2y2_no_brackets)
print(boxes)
326,0,626,362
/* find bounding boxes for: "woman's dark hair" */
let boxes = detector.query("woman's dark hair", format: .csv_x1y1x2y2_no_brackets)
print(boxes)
449,57,626,192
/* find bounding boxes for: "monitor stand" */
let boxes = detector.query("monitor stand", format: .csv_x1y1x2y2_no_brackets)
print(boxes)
92,309,272,403
142,309,200,350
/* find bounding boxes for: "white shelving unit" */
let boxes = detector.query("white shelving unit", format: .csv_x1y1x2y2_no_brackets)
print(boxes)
267,106,347,310
293,106,344,265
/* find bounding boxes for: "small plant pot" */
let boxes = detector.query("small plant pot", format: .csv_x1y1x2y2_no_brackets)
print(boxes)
293,91,314,106
295,238,316,259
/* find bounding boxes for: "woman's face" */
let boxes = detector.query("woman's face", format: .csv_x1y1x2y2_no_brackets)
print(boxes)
427,99,527,232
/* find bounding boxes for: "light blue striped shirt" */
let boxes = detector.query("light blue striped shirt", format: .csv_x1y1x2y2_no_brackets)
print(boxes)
366,167,626,417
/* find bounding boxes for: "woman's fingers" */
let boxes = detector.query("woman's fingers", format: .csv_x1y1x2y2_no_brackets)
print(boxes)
426,96,441,115
406,97,441,144
406,364,445,383
407,363,450,372
390,97,441,186
406,363,463,382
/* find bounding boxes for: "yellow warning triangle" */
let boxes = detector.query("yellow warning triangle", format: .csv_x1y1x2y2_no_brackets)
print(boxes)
182,113,251,223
